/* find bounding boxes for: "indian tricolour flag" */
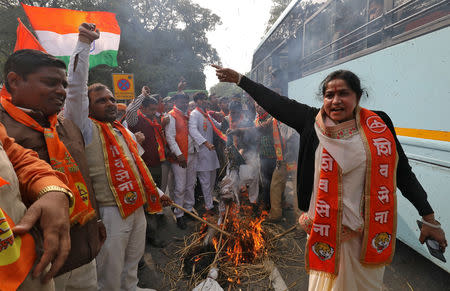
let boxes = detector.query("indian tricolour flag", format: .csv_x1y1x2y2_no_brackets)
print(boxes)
22,3,120,68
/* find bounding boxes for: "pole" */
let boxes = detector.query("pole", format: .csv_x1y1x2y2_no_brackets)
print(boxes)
171,203,232,237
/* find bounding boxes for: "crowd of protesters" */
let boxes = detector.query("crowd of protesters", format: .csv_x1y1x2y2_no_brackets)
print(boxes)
0,22,300,291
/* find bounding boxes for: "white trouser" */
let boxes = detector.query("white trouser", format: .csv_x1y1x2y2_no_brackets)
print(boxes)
240,152,259,203
161,161,174,199
197,170,216,210
54,260,97,291
96,206,146,291
171,153,198,218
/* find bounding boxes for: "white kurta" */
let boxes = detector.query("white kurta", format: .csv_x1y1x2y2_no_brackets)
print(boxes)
189,109,220,172
165,108,197,217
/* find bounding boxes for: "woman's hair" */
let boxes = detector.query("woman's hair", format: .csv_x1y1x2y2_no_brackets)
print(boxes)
319,70,365,100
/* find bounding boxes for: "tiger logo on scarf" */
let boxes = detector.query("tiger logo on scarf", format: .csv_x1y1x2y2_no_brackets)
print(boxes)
372,232,391,253
312,242,334,261
124,191,138,205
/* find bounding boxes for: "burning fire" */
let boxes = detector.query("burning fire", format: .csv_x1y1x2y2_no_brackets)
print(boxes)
212,203,268,266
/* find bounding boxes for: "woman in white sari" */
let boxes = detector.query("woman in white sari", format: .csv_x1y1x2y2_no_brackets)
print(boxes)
213,65,447,291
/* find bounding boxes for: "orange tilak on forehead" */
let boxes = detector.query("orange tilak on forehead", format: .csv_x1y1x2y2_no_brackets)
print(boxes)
326,79,347,95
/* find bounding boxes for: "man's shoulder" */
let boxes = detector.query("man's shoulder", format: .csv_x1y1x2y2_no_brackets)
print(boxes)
56,116,85,145
190,109,202,118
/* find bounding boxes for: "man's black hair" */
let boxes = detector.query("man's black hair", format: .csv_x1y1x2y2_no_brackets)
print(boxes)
87,83,109,101
172,93,188,101
193,92,207,102
142,96,158,108
3,49,67,93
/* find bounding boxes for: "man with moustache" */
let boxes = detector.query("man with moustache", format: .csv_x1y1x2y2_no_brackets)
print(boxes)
0,23,104,290
63,24,171,291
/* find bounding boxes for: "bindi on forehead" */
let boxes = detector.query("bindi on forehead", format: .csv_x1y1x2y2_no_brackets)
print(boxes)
326,80,349,93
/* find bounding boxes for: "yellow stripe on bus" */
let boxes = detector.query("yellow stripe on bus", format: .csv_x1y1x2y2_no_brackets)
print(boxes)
395,128,450,142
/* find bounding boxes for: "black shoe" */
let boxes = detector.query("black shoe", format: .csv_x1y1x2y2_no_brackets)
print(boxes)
138,257,146,270
176,216,187,230
185,212,196,221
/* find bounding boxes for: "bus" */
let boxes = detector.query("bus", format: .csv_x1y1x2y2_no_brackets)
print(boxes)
251,0,450,272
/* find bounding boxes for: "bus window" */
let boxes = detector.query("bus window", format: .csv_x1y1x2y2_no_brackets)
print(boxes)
392,0,449,37
367,0,384,48
332,0,368,59
369,0,383,20
303,2,334,71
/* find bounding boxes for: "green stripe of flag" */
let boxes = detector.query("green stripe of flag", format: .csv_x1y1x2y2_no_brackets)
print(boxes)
57,50,118,68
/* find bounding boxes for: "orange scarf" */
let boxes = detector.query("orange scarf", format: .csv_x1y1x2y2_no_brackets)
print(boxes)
137,110,166,162
272,119,285,162
90,118,162,217
254,112,269,126
169,107,189,161
0,208,36,291
196,107,227,142
0,97,94,225
306,107,398,275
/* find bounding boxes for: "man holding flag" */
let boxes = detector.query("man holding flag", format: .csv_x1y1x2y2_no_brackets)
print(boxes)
189,92,222,215
64,23,171,291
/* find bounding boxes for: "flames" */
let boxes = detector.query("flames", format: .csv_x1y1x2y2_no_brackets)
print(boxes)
212,203,268,266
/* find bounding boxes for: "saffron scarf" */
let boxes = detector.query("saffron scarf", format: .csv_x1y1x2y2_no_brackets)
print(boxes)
169,107,189,161
90,118,162,217
306,107,398,276
272,119,285,162
254,111,269,126
0,208,36,291
137,110,166,161
0,96,94,225
196,107,227,142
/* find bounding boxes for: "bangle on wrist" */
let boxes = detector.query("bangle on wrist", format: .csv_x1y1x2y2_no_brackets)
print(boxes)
37,186,75,208
421,218,441,229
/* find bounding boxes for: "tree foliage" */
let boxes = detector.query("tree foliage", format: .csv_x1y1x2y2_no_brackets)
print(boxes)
265,0,291,33
0,0,221,97
209,82,243,98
